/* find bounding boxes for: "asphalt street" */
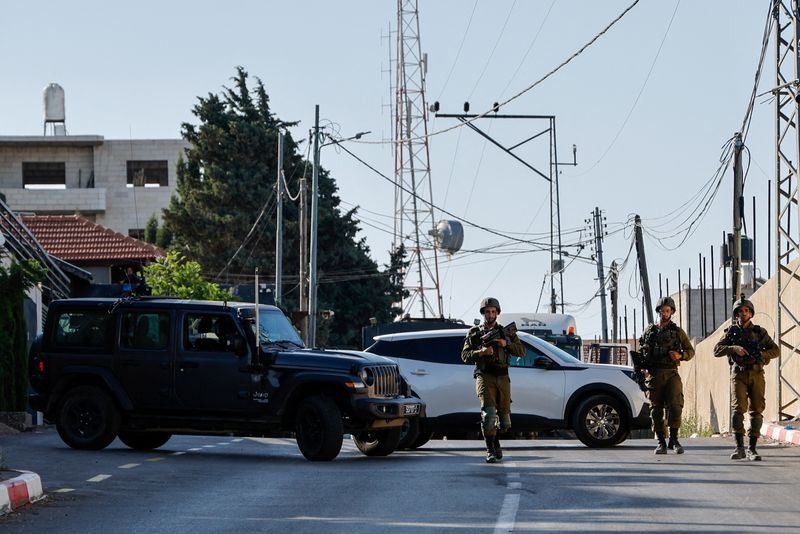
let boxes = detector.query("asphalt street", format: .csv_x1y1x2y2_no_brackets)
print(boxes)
1,427,799,533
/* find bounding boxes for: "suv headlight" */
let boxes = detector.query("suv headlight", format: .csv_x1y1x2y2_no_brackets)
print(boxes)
359,367,375,386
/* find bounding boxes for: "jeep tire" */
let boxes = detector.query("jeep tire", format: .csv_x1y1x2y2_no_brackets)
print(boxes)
56,385,120,450
294,395,343,461
352,427,403,456
572,394,629,448
118,430,172,450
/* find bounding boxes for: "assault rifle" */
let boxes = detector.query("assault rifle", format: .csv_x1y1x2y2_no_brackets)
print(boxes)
480,322,518,348
723,325,764,367
628,350,648,392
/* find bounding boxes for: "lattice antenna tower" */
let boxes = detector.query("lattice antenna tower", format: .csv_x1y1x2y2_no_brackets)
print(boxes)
393,0,443,318
773,0,800,420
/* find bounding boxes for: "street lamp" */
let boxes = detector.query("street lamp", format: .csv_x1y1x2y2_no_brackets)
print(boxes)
307,104,370,347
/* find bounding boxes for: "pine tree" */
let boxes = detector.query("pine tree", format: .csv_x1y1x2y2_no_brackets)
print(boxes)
163,67,403,347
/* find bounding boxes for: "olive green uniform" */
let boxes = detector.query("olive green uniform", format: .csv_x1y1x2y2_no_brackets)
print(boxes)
461,323,525,437
638,321,694,434
713,322,779,437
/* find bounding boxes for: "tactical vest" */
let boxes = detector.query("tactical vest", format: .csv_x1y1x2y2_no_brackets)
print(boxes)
467,323,511,373
641,322,682,369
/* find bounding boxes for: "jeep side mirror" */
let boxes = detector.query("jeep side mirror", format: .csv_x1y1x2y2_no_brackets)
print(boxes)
232,334,247,357
534,356,552,369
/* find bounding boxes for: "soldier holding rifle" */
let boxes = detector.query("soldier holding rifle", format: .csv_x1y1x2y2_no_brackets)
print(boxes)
461,297,524,463
637,297,694,455
713,295,779,461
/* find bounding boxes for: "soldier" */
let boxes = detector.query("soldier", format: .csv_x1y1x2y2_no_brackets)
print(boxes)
713,295,779,461
639,297,695,455
461,297,525,463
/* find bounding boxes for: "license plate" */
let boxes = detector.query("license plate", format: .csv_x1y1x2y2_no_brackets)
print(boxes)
403,404,420,416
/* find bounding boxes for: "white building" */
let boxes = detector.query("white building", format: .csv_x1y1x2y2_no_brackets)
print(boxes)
0,135,188,238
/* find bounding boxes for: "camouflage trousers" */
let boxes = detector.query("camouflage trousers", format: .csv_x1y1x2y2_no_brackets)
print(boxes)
646,368,684,434
731,368,766,437
475,372,511,437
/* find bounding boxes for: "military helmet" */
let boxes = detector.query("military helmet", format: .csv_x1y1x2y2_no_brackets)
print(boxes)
732,295,755,316
655,296,676,313
479,297,501,314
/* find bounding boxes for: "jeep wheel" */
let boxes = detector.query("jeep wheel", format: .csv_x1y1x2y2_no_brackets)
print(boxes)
352,427,403,456
295,396,343,461
56,386,120,450
118,430,172,450
398,418,433,450
572,394,628,448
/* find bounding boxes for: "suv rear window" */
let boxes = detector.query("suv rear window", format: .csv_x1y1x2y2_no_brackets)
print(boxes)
54,311,109,348
369,336,464,365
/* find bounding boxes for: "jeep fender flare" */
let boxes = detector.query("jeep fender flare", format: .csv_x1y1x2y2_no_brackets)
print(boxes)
274,371,356,422
50,365,133,413
564,383,632,423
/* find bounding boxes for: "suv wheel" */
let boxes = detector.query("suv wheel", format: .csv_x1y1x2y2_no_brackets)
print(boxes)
295,396,343,461
56,386,120,450
118,430,172,450
398,417,433,450
352,427,403,456
572,394,628,448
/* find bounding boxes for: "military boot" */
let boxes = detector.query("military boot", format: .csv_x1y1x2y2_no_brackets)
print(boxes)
730,433,746,460
746,436,762,461
493,434,503,460
668,428,684,454
654,432,667,455
485,437,498,463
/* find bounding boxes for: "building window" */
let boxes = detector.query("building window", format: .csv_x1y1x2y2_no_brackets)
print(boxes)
127,160,168,187
23,162,66,189
128,229,145,239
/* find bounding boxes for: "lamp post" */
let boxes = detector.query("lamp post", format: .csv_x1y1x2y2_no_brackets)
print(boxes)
307,104,369,348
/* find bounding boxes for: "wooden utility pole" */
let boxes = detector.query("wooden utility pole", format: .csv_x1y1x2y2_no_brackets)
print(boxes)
634,214,654,325
592,207,609,342
274,133,284,307
732,131,744,303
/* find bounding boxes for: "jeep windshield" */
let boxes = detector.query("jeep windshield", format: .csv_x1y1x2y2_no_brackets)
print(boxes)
241,308,304,348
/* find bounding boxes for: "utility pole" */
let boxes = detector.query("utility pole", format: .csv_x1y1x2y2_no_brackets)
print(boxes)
298,176,307,342
731,131,744,303
274,132,284,307
592,207,609,343
610,260,619,343
634,214,654,325
308,105,320,348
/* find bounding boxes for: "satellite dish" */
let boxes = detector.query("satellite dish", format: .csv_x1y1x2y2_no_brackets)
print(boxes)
432,220,464,255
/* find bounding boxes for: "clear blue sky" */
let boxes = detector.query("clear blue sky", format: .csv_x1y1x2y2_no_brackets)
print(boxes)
1,1,774,340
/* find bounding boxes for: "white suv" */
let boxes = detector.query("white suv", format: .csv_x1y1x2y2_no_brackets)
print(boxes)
365,329,650,449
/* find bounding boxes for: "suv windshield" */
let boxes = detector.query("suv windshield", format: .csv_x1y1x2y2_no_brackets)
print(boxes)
244,308,304,347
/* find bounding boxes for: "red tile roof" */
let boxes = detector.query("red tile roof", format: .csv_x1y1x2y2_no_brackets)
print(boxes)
21,215,164,265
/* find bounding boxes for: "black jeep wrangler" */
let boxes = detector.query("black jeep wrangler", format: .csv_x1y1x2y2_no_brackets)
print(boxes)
28,298,424,461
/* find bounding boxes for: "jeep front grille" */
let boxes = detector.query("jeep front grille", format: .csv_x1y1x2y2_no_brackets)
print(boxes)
366,365,400,397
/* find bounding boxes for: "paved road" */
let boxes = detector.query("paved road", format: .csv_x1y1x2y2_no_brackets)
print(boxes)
1,427,799,533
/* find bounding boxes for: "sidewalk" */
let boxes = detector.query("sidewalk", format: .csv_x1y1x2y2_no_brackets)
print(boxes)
0,470,43,514
0,422,44,514
763,420,800,446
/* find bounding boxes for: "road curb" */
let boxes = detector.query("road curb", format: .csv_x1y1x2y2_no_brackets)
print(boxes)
762,423,800,446
0,470,43,514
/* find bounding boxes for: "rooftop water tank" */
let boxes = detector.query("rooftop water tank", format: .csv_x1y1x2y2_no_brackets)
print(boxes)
43,83,65,123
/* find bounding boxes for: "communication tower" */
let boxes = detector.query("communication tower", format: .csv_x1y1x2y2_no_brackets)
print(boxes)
393,0,443,318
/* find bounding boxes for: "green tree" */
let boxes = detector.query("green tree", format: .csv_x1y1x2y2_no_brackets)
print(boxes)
142,251,233,301
144,214,159,244
163,67,404,347
0,259,45,411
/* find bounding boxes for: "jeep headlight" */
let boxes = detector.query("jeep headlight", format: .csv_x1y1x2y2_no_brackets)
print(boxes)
359,367,375,387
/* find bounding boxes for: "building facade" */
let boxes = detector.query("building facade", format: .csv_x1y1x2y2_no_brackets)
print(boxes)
0,135,189,238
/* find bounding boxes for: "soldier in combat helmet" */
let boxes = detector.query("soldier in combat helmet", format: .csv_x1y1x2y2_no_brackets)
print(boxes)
638,296,695,454
461,297,525,463
713,295,779,461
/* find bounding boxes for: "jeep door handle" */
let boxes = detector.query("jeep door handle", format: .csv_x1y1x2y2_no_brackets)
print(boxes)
121,359,139,367
179,362,199,370
410,369,429,376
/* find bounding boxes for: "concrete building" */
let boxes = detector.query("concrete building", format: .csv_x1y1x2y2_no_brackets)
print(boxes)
0,135,188,238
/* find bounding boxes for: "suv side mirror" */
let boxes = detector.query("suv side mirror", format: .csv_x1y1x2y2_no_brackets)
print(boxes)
534,356,553,370
231,334,247,357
